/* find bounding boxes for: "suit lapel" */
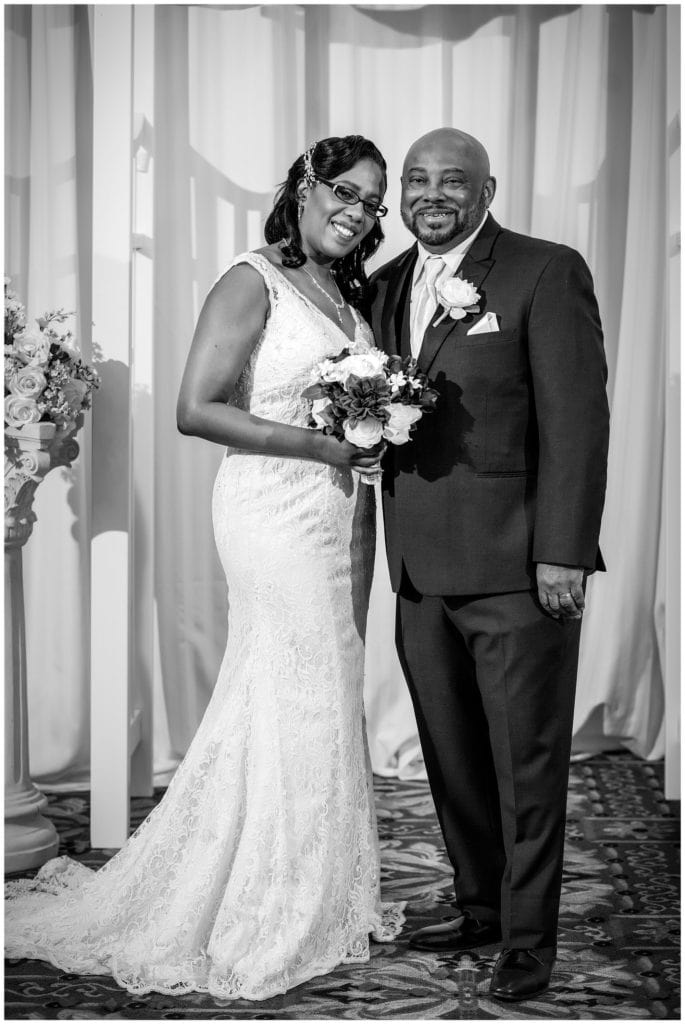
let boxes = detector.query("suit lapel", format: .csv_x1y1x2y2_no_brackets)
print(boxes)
380,245,417,358
417,214,502,375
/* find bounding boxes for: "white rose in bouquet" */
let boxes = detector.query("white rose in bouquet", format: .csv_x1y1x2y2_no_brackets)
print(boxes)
343,417,385,449
340,349,387,385
382,403,423,444
14,327,51,366
313,346,387,389
5,394,42,428
318,347,387,387
9,364,47,400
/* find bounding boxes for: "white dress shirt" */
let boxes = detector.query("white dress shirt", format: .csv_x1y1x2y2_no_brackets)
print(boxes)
409,212,489,357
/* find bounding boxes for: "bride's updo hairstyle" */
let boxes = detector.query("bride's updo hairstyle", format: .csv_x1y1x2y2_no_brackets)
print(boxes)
264,136,387,307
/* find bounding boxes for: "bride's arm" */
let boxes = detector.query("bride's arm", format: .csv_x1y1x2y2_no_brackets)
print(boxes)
176,264,382,471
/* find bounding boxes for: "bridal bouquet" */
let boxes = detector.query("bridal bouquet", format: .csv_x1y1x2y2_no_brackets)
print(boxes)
4,279,99,432
303,340,438,479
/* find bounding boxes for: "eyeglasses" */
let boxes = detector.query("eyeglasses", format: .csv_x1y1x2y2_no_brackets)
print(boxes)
315,177,388,219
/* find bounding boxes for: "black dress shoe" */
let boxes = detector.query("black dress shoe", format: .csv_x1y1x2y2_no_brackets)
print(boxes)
409,916,502,951
489,948,553,1002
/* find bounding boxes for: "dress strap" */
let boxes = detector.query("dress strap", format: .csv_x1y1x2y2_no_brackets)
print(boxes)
213,252,281,307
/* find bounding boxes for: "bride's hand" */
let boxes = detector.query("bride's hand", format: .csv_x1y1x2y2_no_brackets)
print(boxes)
315,433,386,473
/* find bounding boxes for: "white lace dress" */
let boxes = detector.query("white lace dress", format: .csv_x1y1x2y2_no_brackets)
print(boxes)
5,252,405,1000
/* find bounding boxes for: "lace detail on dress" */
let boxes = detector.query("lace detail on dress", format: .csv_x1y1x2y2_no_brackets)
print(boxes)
5,250,405,1001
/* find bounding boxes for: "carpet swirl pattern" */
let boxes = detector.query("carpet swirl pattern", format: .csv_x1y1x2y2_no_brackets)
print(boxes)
5,752,679,1019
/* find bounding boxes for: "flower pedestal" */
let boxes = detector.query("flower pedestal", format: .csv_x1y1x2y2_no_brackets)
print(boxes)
5,421,80,872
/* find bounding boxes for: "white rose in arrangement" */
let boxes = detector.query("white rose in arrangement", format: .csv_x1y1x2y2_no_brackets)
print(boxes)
5,394,42,428
343,417,385,449
382,403,423,444
314,344,387,384
61,377,89,411
310,397,330,428
13,327,51,366
435,277,481,322
9,365,47,400
338,350,388,384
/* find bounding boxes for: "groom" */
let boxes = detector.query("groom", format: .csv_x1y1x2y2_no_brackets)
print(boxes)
368,129,610,1001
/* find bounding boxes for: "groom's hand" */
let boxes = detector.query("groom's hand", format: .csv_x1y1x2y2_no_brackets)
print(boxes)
536,563,585,619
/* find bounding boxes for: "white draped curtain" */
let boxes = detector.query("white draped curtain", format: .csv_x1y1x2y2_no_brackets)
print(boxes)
5,4,679,788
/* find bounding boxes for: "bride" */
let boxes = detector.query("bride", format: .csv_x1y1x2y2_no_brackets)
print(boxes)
5,136,405,1000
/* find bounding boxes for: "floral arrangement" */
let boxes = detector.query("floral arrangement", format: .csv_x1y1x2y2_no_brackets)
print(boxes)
434,277,480,325
302,340,438,463
4,279,99,432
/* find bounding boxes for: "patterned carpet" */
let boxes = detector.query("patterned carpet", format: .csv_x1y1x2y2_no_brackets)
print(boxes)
4,752,680,1019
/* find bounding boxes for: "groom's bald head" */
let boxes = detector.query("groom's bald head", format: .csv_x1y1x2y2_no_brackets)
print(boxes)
402,129,491,181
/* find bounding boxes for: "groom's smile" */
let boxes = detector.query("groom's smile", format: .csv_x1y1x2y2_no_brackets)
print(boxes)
404,203,463,248
416,206,458,231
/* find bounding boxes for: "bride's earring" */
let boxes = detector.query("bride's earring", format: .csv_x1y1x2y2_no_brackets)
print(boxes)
297,198,305,221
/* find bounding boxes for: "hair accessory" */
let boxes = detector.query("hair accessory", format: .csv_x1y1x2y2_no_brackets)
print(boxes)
303,141,318,188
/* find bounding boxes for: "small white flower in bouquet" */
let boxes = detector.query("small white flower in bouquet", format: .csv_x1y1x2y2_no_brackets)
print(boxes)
4,280,99,433
302,339,438,483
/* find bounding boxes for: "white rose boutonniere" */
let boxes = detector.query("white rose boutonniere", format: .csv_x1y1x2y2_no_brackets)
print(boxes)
434,277,481,326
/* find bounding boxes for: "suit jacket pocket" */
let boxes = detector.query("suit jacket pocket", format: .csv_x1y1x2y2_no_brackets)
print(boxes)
458,327,518,348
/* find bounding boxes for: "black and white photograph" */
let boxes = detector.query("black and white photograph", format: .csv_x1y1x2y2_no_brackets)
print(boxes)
4,2,680,1019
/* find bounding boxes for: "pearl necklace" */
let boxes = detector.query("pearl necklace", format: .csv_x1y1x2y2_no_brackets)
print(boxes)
302,266,346,324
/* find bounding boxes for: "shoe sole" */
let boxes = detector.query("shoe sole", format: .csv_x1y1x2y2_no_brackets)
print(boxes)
490,984,550,1002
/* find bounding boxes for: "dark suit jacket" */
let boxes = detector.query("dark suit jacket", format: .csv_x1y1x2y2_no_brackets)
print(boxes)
368,213,610,596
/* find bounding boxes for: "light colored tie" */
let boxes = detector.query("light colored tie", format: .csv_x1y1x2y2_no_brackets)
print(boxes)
411,255,445,358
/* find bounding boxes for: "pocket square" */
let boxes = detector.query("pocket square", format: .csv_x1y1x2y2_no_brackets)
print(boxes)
466,312,500,335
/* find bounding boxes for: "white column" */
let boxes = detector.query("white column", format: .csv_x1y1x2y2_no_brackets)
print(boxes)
5,424,80,871
129,3,155,799
90,5,135,846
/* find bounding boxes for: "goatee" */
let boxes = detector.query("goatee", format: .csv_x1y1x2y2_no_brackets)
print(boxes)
403,198,487,247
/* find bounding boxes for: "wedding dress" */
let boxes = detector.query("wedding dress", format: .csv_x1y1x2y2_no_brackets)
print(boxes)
5,252,405,1000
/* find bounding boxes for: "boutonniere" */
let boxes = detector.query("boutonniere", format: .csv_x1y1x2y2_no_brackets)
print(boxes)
433,277,481,326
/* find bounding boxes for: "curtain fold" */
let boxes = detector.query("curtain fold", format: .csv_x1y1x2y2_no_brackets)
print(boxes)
6,4,675,786
5,5,94,785
573,5,669,759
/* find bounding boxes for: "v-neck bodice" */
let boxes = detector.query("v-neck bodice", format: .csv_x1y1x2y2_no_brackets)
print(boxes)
220,252,375,428
259,255,362,345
